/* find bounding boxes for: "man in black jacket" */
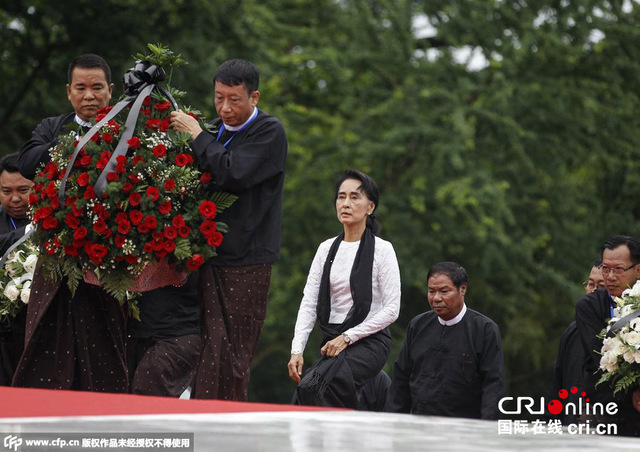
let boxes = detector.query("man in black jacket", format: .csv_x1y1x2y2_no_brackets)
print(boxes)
170,59,287,400
18,54,113,180
387,262,505,419
0,153,33,386
576,235,640,432
12,54,129,393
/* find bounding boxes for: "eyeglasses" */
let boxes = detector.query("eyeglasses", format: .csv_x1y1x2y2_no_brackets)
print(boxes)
582,281,597,290
601,263,639,276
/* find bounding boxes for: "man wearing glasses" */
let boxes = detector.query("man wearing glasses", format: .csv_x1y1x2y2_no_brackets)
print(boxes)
575,235,640,428
546,260,602,424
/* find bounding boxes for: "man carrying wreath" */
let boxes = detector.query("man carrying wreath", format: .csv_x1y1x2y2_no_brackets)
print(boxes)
171,59,288,400
12,54,129,392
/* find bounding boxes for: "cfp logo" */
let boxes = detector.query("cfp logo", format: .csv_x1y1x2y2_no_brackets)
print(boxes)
3,435,22,451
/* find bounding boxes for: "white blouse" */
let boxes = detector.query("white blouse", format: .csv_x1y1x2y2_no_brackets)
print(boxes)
290,236,401,355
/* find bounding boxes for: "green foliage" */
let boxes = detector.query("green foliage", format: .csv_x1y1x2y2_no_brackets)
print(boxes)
209,192,238,214
133,43,187,69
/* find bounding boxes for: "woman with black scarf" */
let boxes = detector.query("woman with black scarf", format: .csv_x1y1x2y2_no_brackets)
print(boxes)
287,169,401,408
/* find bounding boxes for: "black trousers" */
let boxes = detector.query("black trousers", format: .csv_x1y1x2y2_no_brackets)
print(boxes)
127,334,202,397
293,328,391,408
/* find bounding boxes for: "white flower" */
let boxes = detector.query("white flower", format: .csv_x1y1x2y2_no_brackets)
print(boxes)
625,280,640,298
3,282,20,302
624,331,640,348
23,254,38,274
20,287,30,304
630,318,640,331
624,348,636,363
600,350,619,373
620,304,634,318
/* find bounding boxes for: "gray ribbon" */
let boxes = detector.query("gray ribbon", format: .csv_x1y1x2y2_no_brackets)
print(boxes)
0,228,34,269
606,309,640,338
57,97,135,204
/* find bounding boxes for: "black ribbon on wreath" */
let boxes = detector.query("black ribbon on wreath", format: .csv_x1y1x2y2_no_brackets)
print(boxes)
58,60,180,203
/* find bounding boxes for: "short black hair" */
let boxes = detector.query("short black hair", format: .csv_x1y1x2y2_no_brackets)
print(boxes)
334,169,380,235
593,259,603,268
0,153,20,175
427,262,468,290
602,236,640,264
68,54,112,84
213,59,259,94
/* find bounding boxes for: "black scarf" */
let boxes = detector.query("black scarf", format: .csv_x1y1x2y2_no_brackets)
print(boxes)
316,228,375,340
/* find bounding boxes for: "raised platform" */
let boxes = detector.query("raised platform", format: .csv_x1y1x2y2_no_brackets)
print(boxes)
0,387,638,451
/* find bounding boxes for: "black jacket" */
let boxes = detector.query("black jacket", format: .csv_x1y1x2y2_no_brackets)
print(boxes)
19,112,75,180
190,110,287,266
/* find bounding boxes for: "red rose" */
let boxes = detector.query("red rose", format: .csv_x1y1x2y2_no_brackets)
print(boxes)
100,151,112,160
206,231,224,248
115,212,127,223
199,200,217,219
97,105,113,115
64,245,79,257
74,227,88,241
175,153,193,167
145,118,161,130
122,182,134,193
45,182,57,199
132,155,144,165
187,112,200,120
129,174,141,184
152,231,163,242
117,221,131,234
130,193,141,206
163,180,175,191
143,243,154,253
143,96,151,106
102,132,113,144
125,255,139,264
130,210,143,225
158,201,172,215
72,203,84,217
49,197,60,209
93,219,108,235
187,254,205,271
89,243,109,263
141,108,151,116
151,240,163,251
96,157,109,171
152,145,167,158
146,187,159,201
154,101,171,112
163,241,176,253
29,194,39,205
44,239,58,255
163,226,178,240
89,133,100,143
42,217,59,230
83,186,96,200
200,172,212,184
65,213,80,229
79,155,92,167
107,171,119,182
143,215,157,230
178,225,191,238
114,235,126,248
155,249,168,259
127,137,141,150
172,215,185,228
160,118,170,132
199,220,217,237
